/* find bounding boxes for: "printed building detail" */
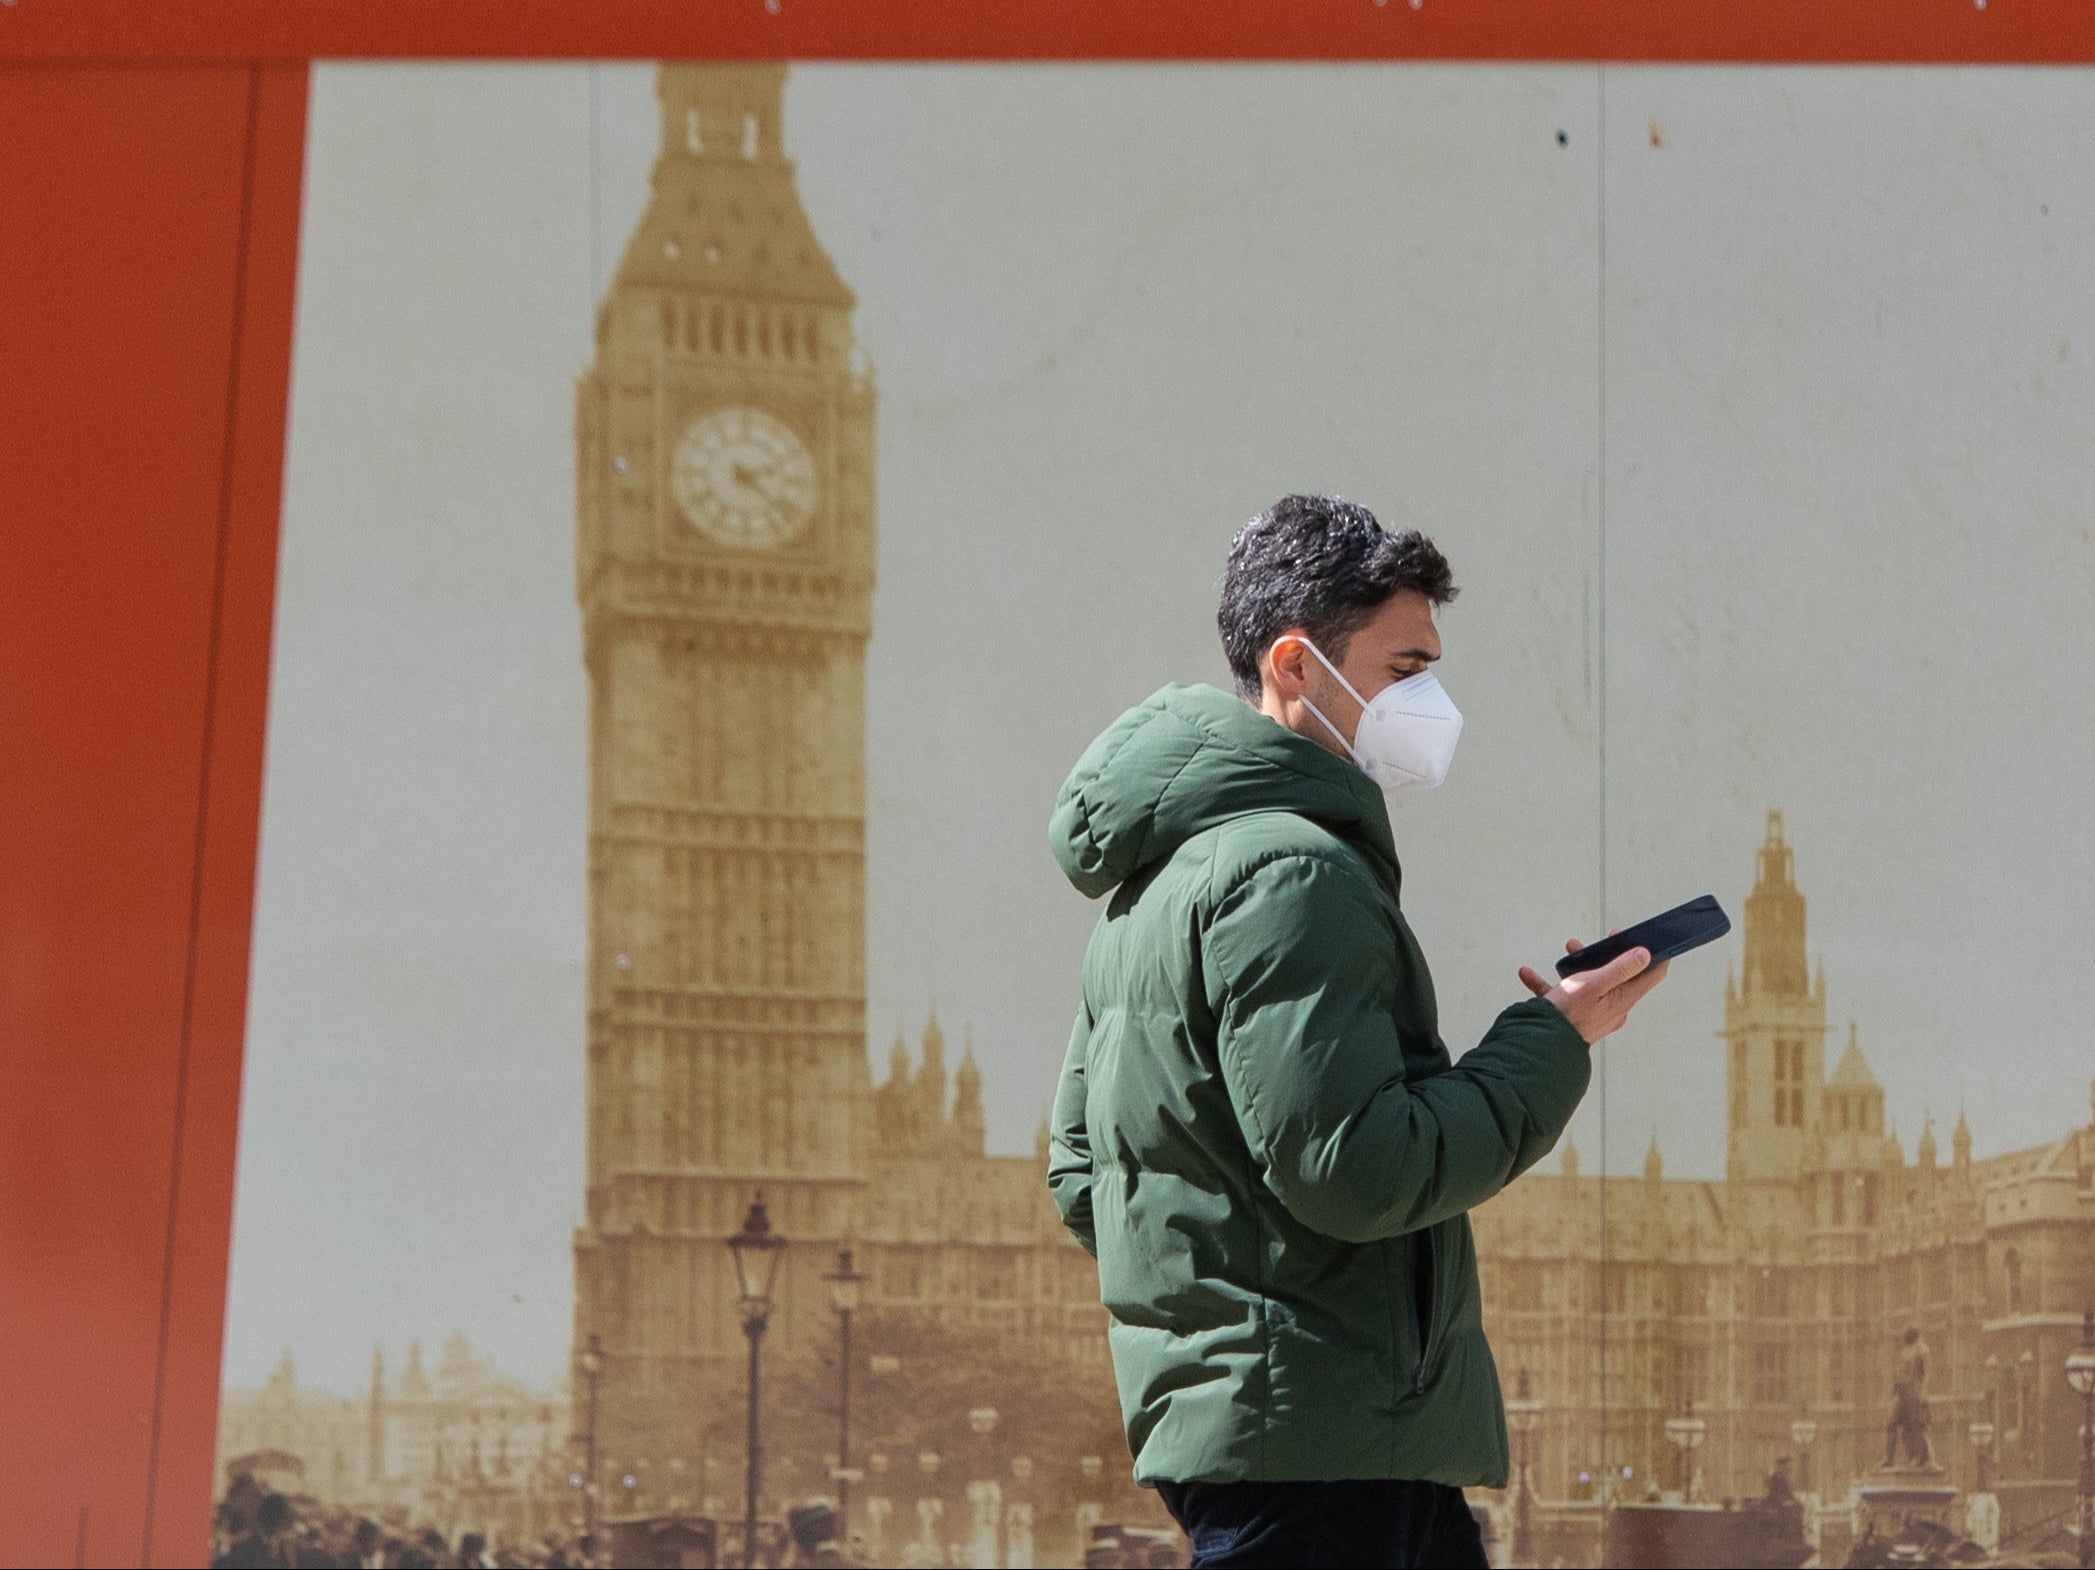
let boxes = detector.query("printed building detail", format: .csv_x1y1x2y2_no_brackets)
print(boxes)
1470,811,2095,1554
216,1338,570,1541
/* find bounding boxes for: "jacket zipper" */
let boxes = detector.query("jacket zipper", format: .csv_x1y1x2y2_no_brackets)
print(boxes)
1414,1223,1442,1394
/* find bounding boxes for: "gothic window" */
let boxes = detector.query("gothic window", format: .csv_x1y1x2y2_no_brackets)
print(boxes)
1862,1174,1878,1226
1830,1173,1846,1225
1774,1039,1806,1126
1829,1340,1848,1403
1753,1343,1789,1405
1505,1262,1545,1312
1672,1345,1708,1407
2004,1248,2023,1314
1923,1252,1950,1305
708,306,724,354
781,316,797,359
882,1250,922,1299
757,313,771,357
1749,1267,1789,1319
977,1251,1017,1301
742,112,759,160
686,107,702,153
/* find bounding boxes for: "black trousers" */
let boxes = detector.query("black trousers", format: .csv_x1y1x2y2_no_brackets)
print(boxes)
1154,1478,1490,1570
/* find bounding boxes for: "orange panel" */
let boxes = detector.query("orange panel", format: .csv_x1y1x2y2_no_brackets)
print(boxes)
0,62,307,1569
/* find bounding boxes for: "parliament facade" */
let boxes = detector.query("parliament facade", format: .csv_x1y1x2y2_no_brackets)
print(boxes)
570,59,2093,1546
1469,811,2095,1528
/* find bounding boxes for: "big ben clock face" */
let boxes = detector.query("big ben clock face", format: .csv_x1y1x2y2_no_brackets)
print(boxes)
670,406,818,549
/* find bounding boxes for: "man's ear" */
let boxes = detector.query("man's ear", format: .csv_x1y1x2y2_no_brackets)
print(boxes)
1264,631,1310,698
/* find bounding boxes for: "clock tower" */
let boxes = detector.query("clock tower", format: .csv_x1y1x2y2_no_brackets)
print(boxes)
572,62,875,1469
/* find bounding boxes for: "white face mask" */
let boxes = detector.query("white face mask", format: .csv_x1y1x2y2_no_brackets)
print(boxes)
1282,636,1463,793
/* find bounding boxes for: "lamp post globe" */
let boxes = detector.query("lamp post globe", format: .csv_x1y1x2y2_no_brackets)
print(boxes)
1969,1420,1997,1492
1790,1413,1818,1496
1664,1401,1708,1501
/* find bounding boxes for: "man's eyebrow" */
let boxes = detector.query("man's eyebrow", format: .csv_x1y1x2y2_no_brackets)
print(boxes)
1389,647,1439,664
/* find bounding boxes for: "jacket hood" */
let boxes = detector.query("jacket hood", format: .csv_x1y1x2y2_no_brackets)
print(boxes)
1049,683,1398,899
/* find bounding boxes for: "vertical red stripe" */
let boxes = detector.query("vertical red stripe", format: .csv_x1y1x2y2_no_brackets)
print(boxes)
0,62,307,1569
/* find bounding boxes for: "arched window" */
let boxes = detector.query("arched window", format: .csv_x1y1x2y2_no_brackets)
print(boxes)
733,309,748,355
708,306,724,355
686,107,701,154
2004,1248,2023,1314
742,112,759,160
781,317,797,359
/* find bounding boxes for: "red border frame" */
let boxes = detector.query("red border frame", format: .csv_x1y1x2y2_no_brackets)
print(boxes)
4,0,2095,64
4,5,2092,1566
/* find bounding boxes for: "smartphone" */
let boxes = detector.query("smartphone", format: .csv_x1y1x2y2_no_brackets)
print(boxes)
1554,894,1731,979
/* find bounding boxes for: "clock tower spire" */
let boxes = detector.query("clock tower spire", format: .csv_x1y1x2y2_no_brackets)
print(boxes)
572,62,875,1469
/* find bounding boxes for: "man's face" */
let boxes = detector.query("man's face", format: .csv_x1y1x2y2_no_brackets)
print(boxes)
1274,588,1443,754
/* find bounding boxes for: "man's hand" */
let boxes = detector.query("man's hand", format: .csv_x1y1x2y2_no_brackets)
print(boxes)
1517,936,1669,1045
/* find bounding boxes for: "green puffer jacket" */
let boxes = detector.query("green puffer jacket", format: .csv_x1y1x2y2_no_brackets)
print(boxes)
1046,683,1591,1487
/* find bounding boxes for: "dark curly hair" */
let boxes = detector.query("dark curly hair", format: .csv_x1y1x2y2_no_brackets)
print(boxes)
1217,495,1457,700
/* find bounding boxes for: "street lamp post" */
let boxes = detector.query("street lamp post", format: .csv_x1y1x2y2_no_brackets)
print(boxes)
967,1407,1001,1570
823,1247,868,1525
2065,1307,2095,1570
1968,1420,1996,1493
1790,1412,1819,1498
1076,1455,1105,1565
578,1334,604,1540
1664,1400,1708,1502
727,1194,787,1570
1505,1367,1542,1567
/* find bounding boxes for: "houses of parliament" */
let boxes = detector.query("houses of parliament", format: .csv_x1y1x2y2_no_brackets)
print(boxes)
566,61,2094,1531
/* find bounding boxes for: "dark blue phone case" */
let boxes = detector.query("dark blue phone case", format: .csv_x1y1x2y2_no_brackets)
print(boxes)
1554,894,1732,979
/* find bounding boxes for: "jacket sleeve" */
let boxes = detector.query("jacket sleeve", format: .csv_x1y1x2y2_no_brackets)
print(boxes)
1046,1000,1099,1257
1203,853,1591,1244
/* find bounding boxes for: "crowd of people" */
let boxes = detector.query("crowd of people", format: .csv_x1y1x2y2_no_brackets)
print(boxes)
210,1474,600,1569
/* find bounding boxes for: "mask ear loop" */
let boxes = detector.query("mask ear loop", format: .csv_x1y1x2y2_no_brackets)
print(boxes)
1272,635,1367,762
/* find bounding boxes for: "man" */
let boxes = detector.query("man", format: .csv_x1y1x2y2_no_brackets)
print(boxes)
1047,496,1668,1568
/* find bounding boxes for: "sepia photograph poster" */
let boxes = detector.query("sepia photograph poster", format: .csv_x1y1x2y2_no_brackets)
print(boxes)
54,53,2095,1570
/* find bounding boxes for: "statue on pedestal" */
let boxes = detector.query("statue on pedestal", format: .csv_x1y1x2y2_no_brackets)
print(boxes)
1882,1326,1936,1470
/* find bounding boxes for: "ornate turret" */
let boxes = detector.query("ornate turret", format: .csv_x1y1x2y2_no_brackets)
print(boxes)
367,1344,388,1488
952,1029,985,1155
1742,812,1809,998
1724,812,1831,1185
400,1338,429,1400
916,1008,949,1126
